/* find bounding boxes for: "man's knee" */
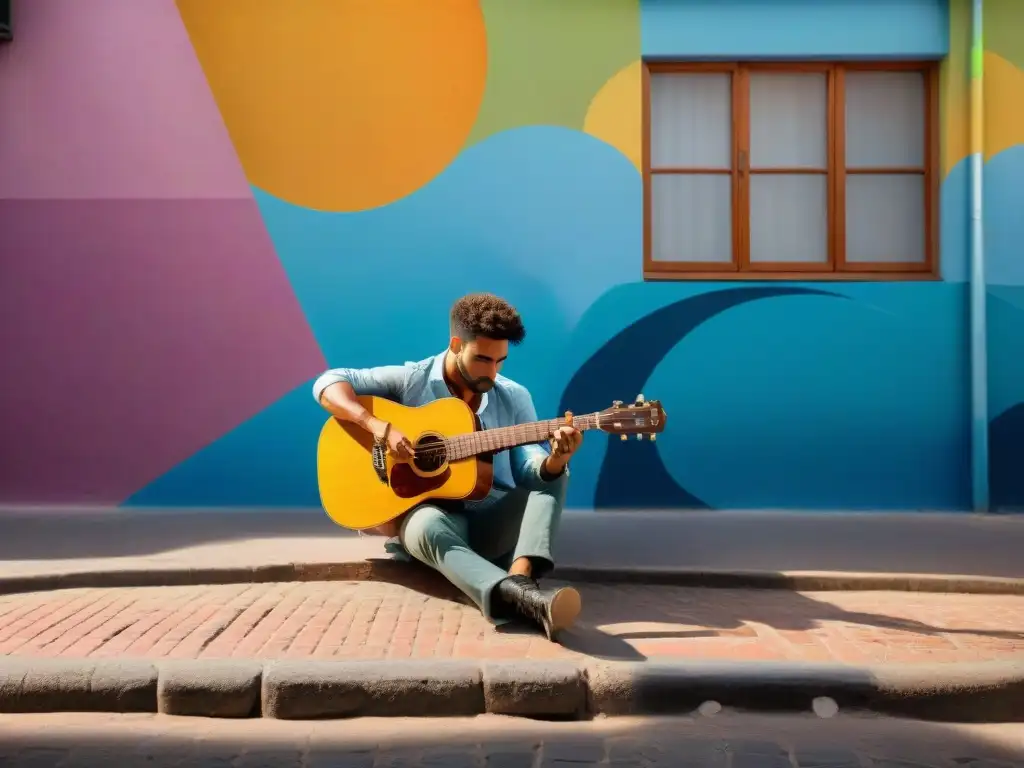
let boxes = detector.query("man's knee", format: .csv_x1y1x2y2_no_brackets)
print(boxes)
536,470,569,507
400,505,462,561
505,479,566,517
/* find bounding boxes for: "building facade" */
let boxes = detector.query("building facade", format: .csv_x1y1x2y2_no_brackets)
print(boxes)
1,0,1022,512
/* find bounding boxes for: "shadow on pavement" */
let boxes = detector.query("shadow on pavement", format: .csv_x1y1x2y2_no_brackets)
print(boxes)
338,562,1024,664
569,582,1024,647
0,712,1020,766
364,560,651,662
558,624,648,661
366,558,476,605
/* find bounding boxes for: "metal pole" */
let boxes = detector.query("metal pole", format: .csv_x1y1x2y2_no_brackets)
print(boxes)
969,0,990,512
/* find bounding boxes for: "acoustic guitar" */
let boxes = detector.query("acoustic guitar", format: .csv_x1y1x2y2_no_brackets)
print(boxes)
317,394,667,530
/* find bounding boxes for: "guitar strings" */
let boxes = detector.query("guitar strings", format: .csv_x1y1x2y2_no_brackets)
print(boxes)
397,415,652,458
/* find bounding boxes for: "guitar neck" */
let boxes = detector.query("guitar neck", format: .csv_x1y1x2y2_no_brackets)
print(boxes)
447,413,601,461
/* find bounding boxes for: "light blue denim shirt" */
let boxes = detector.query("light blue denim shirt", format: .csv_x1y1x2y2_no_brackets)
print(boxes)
312,351,559,508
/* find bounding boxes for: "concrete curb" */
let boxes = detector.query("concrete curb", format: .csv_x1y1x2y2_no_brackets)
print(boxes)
0,659,157,714
0,562,378,597
585,660,1024,723
262,660,485,719
157,660,262,718
0,658,1021,722
2,561,1023,596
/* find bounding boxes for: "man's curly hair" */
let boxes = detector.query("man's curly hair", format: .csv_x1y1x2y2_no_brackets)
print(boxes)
450,293,526,345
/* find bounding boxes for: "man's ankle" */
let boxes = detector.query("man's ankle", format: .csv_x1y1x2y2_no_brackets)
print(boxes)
508,556,533,578
491,574,528,620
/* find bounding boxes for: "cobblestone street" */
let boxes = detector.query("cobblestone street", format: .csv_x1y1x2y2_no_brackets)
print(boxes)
1,579,1022,664
0,712,1021,767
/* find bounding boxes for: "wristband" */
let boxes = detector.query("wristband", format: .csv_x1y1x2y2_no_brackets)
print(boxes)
371,422,391,486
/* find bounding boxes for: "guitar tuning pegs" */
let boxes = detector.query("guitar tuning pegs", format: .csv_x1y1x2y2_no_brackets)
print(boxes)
650,433,656,442
635,434,642,441
634,394,645,405
612,400,623,408
620,434,628,441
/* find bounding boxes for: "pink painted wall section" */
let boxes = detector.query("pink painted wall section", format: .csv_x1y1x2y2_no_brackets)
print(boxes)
0,0,325,504
0,0,249,199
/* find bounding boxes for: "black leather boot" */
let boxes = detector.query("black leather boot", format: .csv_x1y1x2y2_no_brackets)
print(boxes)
495,575,581,640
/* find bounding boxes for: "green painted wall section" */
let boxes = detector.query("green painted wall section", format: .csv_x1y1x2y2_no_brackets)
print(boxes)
465,0,640,148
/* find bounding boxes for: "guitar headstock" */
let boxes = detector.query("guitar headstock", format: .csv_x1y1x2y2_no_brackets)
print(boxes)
597,394,667,441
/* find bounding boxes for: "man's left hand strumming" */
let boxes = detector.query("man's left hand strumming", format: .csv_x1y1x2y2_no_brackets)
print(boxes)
541,425,582,480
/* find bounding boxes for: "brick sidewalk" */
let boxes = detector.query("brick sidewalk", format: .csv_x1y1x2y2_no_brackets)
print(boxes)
1,576,1022,664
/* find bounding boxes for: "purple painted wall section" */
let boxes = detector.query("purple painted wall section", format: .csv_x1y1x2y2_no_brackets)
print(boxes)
0,0,248,199
0,0,325,504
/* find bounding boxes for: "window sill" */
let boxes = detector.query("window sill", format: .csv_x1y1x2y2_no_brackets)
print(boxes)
643,269,940,283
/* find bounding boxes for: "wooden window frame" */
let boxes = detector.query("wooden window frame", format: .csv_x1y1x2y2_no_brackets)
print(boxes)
642,61,940,282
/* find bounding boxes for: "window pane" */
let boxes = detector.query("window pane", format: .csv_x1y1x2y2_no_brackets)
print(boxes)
846,174,925,263
651,174,732,263
750,72,827,169
650,72,732,169
845,71,925,168
750,174,829,263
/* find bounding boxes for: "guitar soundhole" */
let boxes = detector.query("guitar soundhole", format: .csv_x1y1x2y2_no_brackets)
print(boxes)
412,433,447,473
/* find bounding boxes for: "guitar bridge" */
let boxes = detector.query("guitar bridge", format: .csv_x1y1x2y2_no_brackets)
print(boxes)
371,442,390,486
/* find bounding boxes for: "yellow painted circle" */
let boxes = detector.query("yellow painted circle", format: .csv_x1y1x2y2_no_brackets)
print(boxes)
584,61,642,173
177,0,488,211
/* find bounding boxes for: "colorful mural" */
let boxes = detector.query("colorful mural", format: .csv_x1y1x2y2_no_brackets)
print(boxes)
0,0,1022,511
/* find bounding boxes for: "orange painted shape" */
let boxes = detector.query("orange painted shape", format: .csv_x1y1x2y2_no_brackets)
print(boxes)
176,0,488,212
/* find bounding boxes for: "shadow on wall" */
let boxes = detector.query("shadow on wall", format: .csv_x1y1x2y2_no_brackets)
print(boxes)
991,403,1024,511
987,286,1024,512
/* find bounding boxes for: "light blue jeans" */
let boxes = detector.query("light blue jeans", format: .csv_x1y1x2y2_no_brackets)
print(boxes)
390,473,568,624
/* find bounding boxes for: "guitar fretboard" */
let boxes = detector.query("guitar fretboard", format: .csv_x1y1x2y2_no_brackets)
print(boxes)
446,413,601,461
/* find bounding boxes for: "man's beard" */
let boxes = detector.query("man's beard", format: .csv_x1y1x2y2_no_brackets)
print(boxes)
456,354,494,393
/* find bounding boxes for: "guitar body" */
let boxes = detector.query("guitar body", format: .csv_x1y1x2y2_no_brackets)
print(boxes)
317,396,493,530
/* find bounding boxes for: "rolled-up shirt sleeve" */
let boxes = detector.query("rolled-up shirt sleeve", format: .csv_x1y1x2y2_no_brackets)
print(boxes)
312,364,410,404
509,387,560,490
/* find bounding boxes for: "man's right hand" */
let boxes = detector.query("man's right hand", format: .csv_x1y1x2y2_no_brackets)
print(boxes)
371,420,415,461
